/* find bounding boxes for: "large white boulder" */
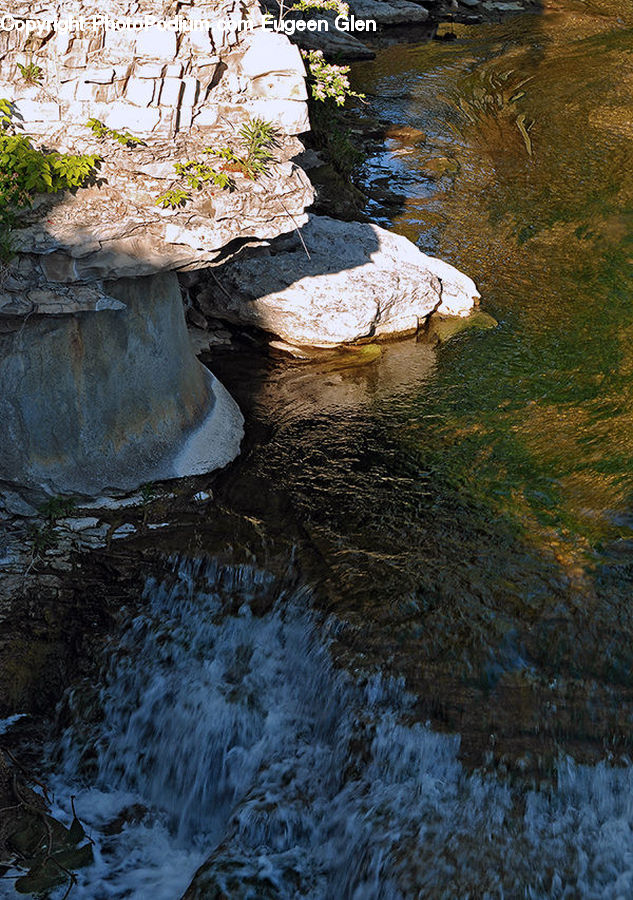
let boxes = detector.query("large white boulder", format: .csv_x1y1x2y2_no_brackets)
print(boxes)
199,215,480,347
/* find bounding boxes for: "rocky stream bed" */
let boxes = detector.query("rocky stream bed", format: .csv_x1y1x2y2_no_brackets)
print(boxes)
4,0,633,897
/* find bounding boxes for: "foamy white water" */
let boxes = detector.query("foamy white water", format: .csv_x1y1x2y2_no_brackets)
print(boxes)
16,558,633,899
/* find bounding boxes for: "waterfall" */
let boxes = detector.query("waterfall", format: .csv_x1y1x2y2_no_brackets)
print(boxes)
38,557,633,899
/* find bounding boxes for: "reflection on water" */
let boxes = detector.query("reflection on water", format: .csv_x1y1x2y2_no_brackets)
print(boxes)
23,3,633,896
211,0,633,769
354,2,633,553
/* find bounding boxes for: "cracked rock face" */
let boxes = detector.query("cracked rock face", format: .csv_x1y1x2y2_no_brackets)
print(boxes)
0,138,313,316
0,0,314,315
1,1,310,141
194,214,480,347
0,1,313,497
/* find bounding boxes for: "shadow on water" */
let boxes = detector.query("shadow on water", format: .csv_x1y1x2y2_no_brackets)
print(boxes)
10,1,633,895
191,0,633,773
5,0,631,777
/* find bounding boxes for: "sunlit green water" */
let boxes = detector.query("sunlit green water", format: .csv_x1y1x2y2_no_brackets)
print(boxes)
200,1,633,772
354,1,633,558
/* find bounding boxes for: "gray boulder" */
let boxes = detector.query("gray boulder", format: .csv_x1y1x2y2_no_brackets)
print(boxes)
0,273,243,499
347,0,429,25
198,215,480,347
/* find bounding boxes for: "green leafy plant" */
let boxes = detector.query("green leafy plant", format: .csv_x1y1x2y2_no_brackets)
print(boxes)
0,228,13,267
204,118,279,179
0,99,100,282
0,97,13,129
236,117,280,176
272,0,349,29
26,496,76,557
17,61,43,85
157,118,279,208
155,187,191,209
39,495,76,522
174,160,234,191
311,102,364,178
27,522,58,554
289,0,348,10
0,133,100,195
140,482,158,503
300,50,365,185
86,117,146,148
204,146,258,179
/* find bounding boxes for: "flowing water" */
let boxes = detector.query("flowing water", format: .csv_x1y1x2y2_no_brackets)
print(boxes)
38,559,633,898
354,0,633,555
14,1,633,896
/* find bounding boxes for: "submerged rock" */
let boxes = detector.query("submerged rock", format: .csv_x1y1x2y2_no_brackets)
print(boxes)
197,214,480,347
425,309,498,344
420,156,461,179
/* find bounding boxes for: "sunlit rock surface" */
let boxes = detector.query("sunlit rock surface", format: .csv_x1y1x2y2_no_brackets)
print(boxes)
0,2,314,298
195,214,480,346
0,0,312,496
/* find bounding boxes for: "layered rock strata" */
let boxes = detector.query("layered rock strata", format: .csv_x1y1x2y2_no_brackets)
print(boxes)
0,1,314,305
0,1,313,497
0,1,310,140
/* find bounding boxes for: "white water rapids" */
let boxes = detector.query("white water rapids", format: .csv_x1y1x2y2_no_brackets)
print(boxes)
22,557,633,898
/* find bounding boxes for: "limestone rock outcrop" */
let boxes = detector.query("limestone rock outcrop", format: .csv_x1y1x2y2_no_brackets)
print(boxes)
0,272,244,498
0,1,314,305
0,1,313,497
195,214,480,347
0,2,310,141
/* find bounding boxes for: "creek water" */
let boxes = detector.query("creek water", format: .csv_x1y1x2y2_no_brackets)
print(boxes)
23,2,633,897
39,558,633,898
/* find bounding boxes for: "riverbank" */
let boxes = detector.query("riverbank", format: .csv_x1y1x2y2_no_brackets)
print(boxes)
6,0,633,895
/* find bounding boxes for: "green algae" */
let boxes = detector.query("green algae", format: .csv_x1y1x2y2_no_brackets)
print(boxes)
354,2,633,554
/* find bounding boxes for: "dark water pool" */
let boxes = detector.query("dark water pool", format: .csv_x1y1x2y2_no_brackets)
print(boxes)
25,5,633,896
